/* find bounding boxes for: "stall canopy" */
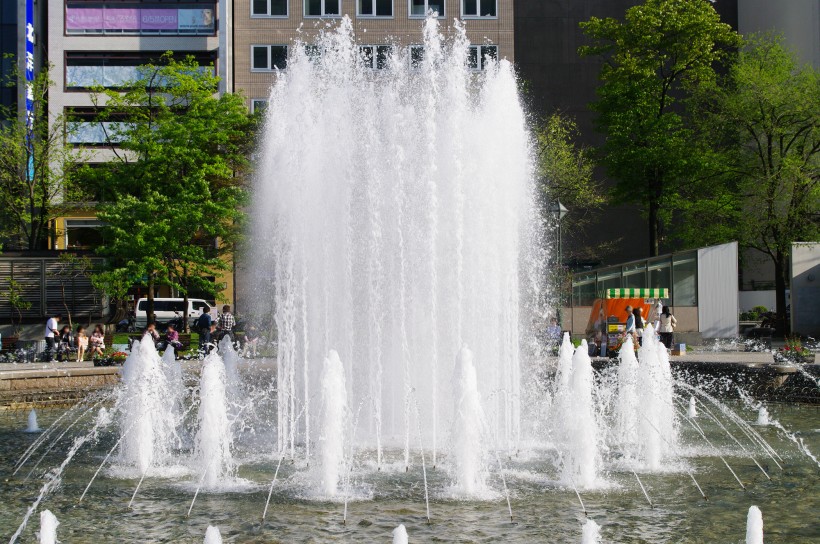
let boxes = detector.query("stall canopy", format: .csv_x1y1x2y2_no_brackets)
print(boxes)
606,288,669,299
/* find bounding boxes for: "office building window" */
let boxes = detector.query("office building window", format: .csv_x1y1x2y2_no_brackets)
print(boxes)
409,0,444,17
359,0,392,17
409,45,425,69
252,45,288,71
65,4,216,36
65,52,215,90
360,45,393,70
251,99,268,113
305,0,340,17
467,45,497,70
252,0,287,16
462,0,496,17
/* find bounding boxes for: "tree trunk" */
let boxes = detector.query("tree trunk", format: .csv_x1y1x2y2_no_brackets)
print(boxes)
773,251,789,336
61,283,73,330
182,266,190,334
648,198,660,257
147,274,155,326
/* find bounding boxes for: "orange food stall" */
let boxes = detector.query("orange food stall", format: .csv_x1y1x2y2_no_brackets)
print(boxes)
585,288,669,357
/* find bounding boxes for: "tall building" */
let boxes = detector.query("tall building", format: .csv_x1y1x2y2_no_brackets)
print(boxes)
232,0,515,111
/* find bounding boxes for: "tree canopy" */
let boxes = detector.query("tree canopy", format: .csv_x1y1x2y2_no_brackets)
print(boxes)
0,63,87,250
689,34,819,330
89,55,257,325
580,0,741,256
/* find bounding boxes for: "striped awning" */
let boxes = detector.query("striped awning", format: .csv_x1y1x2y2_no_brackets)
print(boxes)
606,288,669,299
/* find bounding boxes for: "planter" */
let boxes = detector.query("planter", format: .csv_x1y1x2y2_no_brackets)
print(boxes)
1,336,19,352
93,358,125,367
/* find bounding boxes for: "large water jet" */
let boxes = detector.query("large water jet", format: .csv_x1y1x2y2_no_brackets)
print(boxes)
318,350,347,496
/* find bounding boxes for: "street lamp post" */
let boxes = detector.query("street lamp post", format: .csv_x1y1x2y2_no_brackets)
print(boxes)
548,200,569,326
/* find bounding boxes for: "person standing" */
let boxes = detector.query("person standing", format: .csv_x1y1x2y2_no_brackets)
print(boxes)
217,305,235,342
197,306,213,354
658,306,677,349
76,325,88,362
633,307,645,345
624,305,635,341
44,314,61,362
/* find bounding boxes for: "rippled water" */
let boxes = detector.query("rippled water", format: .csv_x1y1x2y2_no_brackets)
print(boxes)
1,400,818,543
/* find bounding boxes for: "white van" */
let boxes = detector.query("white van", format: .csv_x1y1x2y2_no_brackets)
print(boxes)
134,298,212,328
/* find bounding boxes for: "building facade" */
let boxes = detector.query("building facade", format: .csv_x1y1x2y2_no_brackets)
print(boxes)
232,0,515,111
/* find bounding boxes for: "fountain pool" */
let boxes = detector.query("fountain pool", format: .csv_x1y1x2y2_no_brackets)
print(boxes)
2,16,818,544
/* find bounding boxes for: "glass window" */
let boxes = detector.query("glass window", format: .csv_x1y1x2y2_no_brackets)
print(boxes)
673,253,698,306
306,0,340,16
359,0,392,16
622,262,646,289
463,0,496,17
360,45,393,69
466,45,497,70
572,279,596,307
410,0,444,17
251,99,268,113
65,5,216,36
253,0,287,16
410,45,425,69
252,45,288,70
65,220,104,249
596,268,622,297
648,258,671,293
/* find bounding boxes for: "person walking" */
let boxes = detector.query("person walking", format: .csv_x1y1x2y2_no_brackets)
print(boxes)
658,306,677,349
44,313,61,362
217,305,235,343
197,306,213,354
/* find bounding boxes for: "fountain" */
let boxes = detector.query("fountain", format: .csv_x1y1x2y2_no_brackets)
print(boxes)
392,524,409,544
1,15,819,544
756,406,770,426
553,340,600,489
38,510,58,544
450,345,488,495
118,338,181,473
203,525,222,543
194,351,236,488
26,409,40,433
318,350,347,497
746,505,764,544
581,518,602,544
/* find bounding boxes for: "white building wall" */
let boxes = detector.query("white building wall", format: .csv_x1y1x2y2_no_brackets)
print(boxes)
791,242,820,337
697,242,739,338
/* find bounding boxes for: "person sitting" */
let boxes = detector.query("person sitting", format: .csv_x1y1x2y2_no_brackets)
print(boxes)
157,323,184,353
56,325,74,362
89,324,106,358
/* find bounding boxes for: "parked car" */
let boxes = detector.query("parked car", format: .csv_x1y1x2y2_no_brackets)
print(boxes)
134,298,212,328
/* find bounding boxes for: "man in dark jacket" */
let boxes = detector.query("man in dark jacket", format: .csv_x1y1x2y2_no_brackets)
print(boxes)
197,307,213,354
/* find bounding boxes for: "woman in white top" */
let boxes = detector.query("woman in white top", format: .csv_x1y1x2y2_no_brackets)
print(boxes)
658,306,677,349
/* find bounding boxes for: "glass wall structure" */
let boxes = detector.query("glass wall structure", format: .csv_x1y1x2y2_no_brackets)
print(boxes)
571,250,699,307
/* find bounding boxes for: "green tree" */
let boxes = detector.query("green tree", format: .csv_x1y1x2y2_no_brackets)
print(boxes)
89,55,256,327
535,112,608,263
0,62,87,249
579,0,740,256
691,35,819,331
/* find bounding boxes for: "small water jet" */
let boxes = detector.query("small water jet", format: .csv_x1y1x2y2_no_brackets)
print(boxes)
615,336,640,448
195,351,236,488
555,340,599,489
392,524,409,544
756,406,769,426
38,510,58,544
318,350,347,497
26,409,40,433
451,344,488,495
581,518,601,544
118,339,180,473
688,397,698,418
204,525,223,544
746,505,763,544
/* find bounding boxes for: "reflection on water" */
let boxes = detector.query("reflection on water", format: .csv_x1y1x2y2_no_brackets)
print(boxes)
1,402,818,543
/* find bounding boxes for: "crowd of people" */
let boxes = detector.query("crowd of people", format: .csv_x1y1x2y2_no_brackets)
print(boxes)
42,304,261,363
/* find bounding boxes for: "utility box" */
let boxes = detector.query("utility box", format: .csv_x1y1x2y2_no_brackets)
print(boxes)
672,343,686,356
